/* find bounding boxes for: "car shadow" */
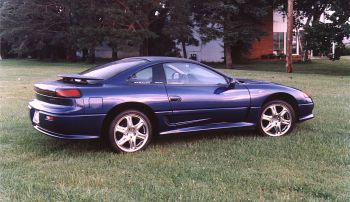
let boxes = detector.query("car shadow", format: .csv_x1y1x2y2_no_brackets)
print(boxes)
33,128,259,154
153,128,258,145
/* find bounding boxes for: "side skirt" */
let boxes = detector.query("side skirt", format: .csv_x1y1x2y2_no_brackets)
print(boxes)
159,122,256,135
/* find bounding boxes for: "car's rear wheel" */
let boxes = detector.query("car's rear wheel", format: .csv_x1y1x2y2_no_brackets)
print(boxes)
108,110,152,153
258,100,295,137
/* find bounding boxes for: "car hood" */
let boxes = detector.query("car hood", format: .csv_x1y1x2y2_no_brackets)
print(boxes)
236,78,304,92
237,78,273,85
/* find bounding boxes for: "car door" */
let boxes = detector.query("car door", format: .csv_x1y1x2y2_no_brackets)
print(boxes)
163,62,250,127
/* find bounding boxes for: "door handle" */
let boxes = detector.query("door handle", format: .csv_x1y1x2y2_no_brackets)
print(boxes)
169,95,182,102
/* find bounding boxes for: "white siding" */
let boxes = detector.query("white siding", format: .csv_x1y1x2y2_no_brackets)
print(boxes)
177,29,224,62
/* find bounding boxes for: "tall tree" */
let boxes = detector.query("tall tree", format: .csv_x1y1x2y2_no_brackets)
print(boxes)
0,0,80,60
275,0,350,61
193,0,271,68
72,0,106,63
109,0,162,56
162,0,198,59
0,0,169,61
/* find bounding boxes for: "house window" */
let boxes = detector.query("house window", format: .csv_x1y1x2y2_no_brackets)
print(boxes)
273,32,284,54
292,32,298,54
189,54,197,61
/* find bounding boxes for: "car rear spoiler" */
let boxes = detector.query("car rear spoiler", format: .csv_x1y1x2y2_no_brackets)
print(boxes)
58,74,103,84
58,74,104,80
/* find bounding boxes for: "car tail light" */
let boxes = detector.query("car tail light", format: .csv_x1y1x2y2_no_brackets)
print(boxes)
55,89,81,98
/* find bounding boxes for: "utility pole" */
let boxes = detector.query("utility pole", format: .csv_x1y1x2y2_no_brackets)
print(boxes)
0,38,2,60
286,0,293,73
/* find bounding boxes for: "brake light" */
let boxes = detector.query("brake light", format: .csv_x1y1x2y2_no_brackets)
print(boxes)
55,89,81,98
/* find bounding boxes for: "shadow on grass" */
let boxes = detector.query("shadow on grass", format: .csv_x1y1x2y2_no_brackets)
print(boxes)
154,128,258,145
31,128,259,154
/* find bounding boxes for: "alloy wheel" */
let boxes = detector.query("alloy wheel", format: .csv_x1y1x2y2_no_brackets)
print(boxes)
113,113,149,152
260,103,293,137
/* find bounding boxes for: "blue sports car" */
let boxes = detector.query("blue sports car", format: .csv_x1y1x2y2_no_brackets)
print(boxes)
29,57,314,153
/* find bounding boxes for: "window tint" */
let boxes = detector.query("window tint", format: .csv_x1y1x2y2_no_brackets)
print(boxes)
130,67,153,84
164,63,227,85
80,59,147,80
129,64,165,84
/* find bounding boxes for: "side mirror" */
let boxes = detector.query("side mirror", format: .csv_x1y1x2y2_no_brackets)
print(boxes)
228,81,236,89
227,78,237,89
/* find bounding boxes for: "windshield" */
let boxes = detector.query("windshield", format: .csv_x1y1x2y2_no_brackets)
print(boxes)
80,59,147,80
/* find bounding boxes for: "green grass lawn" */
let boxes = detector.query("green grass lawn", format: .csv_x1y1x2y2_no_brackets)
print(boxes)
0,58,349,201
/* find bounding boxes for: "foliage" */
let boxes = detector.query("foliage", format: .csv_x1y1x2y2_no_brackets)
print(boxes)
192,0,271,66
162,0,198,58
0,0,283,64
2,0,348,63
303,23,349,58
342,44,350,56
274,0,350,60
0,0,74,59
0,0,163,61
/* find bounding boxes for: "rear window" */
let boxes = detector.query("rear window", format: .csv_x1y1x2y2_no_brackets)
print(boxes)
79,59,147,80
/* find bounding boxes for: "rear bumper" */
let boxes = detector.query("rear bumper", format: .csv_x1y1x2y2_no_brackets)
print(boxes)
33,125,99,139
29,104,105,140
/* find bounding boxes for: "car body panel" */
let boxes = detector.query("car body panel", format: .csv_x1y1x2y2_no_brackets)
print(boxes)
165,83,250,125
29,57,314,139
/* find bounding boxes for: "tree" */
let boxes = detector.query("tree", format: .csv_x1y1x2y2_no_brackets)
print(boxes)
0,0,80,61
303,23,350,59
72,0,106,63
162,0,198,58
108,0,162,56
275,0,350,61
0,0,175,61
193,0,271,68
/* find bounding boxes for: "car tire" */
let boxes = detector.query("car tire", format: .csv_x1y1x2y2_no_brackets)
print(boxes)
108,110,152,153
258,100,296,137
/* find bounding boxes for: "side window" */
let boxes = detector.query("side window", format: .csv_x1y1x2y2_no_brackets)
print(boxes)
163,63,227,85
129,64,165,84
130,67,153,84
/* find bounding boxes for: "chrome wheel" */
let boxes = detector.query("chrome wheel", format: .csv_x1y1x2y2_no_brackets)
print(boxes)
260,103,293,137
113,113,149,152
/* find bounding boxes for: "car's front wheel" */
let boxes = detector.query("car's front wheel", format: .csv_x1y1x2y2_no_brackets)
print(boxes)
258,100,295,137
108,110,152,153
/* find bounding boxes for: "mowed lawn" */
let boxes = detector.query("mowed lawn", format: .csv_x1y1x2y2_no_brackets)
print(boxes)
0,58,349,201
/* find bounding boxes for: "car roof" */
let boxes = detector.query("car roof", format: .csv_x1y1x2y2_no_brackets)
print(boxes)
127,56,196,63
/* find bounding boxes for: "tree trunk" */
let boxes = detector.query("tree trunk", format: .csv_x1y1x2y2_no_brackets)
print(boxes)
0,38,2,60
88,47,96,63
223,9,233,69
224,44,233,68
50,46,57,61
285,0,293,73
112,47,118,60
181,41,187,58
65,47,77,62
82,49,88,61
297,31,309,62
139,39,149,56
301,48,310,62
